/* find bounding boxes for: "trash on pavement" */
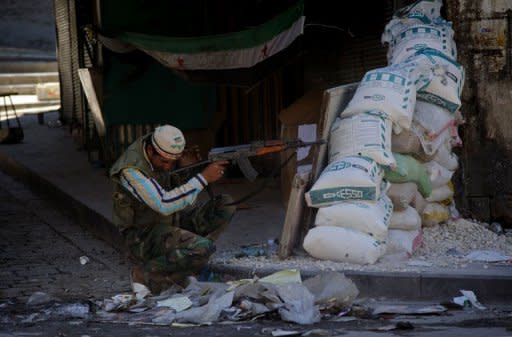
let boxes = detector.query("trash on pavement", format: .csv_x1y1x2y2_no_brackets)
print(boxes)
453,295,469,307
102,294,136,312
44,303,90,319
60,269,361,326
239,299,271,315
489,222,504,235
175,291,234,324
156,296,192,312
275,283,321,325
151,309,176,325
79,256,90,265
132,282,151,301
26,291,54,306
259,269,302,285
303,272,359,309
464,250,511,263
182,277,228,307
459,290,486,310
236,244,266,258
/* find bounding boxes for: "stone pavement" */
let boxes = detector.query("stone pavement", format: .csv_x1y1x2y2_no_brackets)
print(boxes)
0,111,511,304
0,169,130,302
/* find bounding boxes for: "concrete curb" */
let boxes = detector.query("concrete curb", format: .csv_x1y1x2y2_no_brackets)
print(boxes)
210,263,512,305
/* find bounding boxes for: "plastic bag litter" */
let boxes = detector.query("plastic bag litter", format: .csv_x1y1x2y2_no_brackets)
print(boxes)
151,309,176,325
132,282,151,301
239,299,272,315
156,296,193,312
464,250,511,263
459,290,486,310
274,283,321,325
259,269,302,285
44,303,90,319
175,291,234,324
303,272,359,308
26,291,55,307
102,294,136,312
182,277,228,307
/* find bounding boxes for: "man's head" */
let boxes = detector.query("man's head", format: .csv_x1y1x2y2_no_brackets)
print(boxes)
146,125,186,171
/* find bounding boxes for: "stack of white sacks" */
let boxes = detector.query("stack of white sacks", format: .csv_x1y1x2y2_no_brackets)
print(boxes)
303,0,464,264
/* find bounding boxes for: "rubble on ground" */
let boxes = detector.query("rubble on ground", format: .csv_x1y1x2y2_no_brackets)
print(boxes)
213,218,512,273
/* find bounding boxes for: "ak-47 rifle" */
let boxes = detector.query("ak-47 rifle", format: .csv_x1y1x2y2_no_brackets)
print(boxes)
172,139,325,182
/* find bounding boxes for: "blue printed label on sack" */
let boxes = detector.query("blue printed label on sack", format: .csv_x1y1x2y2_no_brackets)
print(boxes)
309,187,377,204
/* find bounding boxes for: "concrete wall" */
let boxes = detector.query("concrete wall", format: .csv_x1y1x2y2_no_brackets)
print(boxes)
446,0,512,223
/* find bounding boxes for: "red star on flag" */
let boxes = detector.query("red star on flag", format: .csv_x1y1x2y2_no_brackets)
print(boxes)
261,44,269,58
177,57,185,68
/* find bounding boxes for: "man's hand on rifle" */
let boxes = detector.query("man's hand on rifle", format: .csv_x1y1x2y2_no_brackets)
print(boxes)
201,160,229,183
178,145,202,167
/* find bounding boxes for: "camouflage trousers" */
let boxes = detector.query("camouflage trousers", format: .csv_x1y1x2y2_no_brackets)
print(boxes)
122,194,235,276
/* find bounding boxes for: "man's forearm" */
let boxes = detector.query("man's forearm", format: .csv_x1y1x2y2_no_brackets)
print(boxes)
120,168,207,215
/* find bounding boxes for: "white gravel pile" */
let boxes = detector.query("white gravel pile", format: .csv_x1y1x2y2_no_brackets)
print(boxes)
419,218,512,257
213,218,512,273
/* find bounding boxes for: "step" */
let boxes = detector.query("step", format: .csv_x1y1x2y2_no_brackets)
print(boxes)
0,47,56,60
0,84,37,95
0,48,57,73
0,95,60,114
0,72,59,86
0,61,58,74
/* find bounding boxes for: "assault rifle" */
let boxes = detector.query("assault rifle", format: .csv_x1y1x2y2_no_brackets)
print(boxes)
172,139,325,181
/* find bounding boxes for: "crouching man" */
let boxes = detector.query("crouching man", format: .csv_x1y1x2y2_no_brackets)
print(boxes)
109,125,235,292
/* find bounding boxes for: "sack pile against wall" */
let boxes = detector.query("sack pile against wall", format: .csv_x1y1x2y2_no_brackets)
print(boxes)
304,0,464,265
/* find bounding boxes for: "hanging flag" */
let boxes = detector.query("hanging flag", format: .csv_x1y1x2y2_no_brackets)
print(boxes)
101,1,304,70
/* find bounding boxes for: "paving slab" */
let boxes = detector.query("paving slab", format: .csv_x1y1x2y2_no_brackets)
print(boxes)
0,112,510,304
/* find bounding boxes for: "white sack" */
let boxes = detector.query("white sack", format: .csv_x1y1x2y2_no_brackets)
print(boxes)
392,128,422,154
426,184,454,202
382,19,457,64
411,190,427,214
329,111,395,167
315,194,393,240
412,101,455,155
341,64,418,131
390,206,422,230
434,141,458,170
303,226,386,265
422,202,450,227
305,156,384,207
423,160,454,188
392,0,443,23
387,182,417,211
411,48,465,113
386,229,423,255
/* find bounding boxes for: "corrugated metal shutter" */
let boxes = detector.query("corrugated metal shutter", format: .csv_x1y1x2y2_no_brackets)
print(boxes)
303,1,397,89
54,0,83,128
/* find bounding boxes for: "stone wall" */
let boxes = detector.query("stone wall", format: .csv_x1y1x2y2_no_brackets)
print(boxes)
446,0,512,224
